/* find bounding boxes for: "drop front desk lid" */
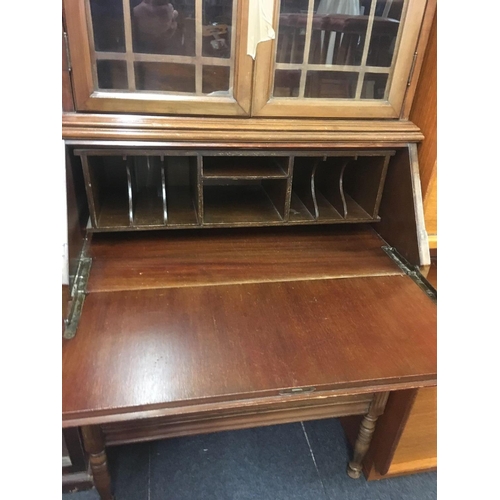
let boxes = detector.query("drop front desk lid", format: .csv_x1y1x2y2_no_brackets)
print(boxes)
62,225,436,427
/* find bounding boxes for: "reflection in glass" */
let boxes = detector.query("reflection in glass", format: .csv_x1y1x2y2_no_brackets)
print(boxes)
202,66,230,94
88,0,236,96
311,0,371,66
89,0,126,52
275,0,309,65
361,73,388,99
273,0,406,101
131,0,195,56
273,70,301,97
305,71,358,99
96,60,128,89
202,0,233,58
367,0,404,67
135,62,195,92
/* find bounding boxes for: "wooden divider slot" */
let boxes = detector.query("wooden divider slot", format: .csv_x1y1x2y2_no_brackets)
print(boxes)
290,157,318,222
164,156,200,227
81,155,130,229
315,157,348,221
160,157,168,224
343,154,392,219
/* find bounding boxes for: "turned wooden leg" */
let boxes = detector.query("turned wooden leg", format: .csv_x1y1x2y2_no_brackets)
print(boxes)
81,425,114,500
347,392,389,479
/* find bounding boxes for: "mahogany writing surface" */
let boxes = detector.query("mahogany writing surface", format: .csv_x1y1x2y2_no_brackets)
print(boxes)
63,275,436,425
87,225,402,292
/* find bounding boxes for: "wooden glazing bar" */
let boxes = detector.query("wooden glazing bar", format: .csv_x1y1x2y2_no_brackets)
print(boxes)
160,157,168,224
229,0,238,92
94,52,128,61
94,52,232,68
384,0,410,101
195,0,203,95
275,63,391,74
298,0,316,98
80,154,99,228
84,0,98,90
354,0,378,99
122,0,136,91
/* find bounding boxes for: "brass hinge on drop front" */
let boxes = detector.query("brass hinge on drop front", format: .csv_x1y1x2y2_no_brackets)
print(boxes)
63,31,72,72
64,239,92,340
382,246,437,303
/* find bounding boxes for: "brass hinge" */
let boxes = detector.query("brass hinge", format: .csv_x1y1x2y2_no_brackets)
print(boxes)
407,51,418,87
63,31,72,72
64,257,92,340
382,246,436,303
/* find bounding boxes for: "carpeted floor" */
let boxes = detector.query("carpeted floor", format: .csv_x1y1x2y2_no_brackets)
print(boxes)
63,418,437,500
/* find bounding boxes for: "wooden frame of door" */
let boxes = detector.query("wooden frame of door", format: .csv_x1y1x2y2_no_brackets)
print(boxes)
63,0,253,116
251,0,427,118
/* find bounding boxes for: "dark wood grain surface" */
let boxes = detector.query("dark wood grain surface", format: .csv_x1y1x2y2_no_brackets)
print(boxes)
87,225,402,292
63,275,436,424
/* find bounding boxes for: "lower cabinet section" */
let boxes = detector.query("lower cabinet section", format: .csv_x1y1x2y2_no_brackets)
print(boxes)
340,386,437,480
384,387,437,476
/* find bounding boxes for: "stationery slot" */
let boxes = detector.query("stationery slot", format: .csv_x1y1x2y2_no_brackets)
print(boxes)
128,156,165,227
342,154,391,219
164,156,200,226
290,158,318,222
82,155,130,229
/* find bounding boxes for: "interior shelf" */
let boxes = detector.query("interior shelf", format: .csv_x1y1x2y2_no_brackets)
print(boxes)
203,156,289,178
76,149,394,231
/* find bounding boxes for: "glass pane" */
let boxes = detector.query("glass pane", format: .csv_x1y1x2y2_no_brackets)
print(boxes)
135,62,196,92
305,71,358,98
88,0,237,97
202,0,233,58
276,1,309,64
273,0,408,101
89,0,126,52
361,72,388,99
274,70,301,97
202,66,230,94
367,0,404,67
96,60,128,89
309,0,373,66
130,0,195,56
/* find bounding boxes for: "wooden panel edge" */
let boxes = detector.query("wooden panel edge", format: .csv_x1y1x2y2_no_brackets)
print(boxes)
401,0,437,119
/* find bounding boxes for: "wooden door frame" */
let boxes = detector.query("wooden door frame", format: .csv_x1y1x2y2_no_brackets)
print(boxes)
63,0,253,116
251,0,428,118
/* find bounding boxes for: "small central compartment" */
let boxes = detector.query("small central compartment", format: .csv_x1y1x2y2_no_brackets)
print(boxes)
203,179,287,225
201,154,289,225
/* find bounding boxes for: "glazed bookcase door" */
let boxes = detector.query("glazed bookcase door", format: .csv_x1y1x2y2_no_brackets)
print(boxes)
252,0,426,118
64,0,253,116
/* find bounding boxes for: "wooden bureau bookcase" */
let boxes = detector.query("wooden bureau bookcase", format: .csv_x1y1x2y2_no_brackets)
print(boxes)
62,1,437,497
